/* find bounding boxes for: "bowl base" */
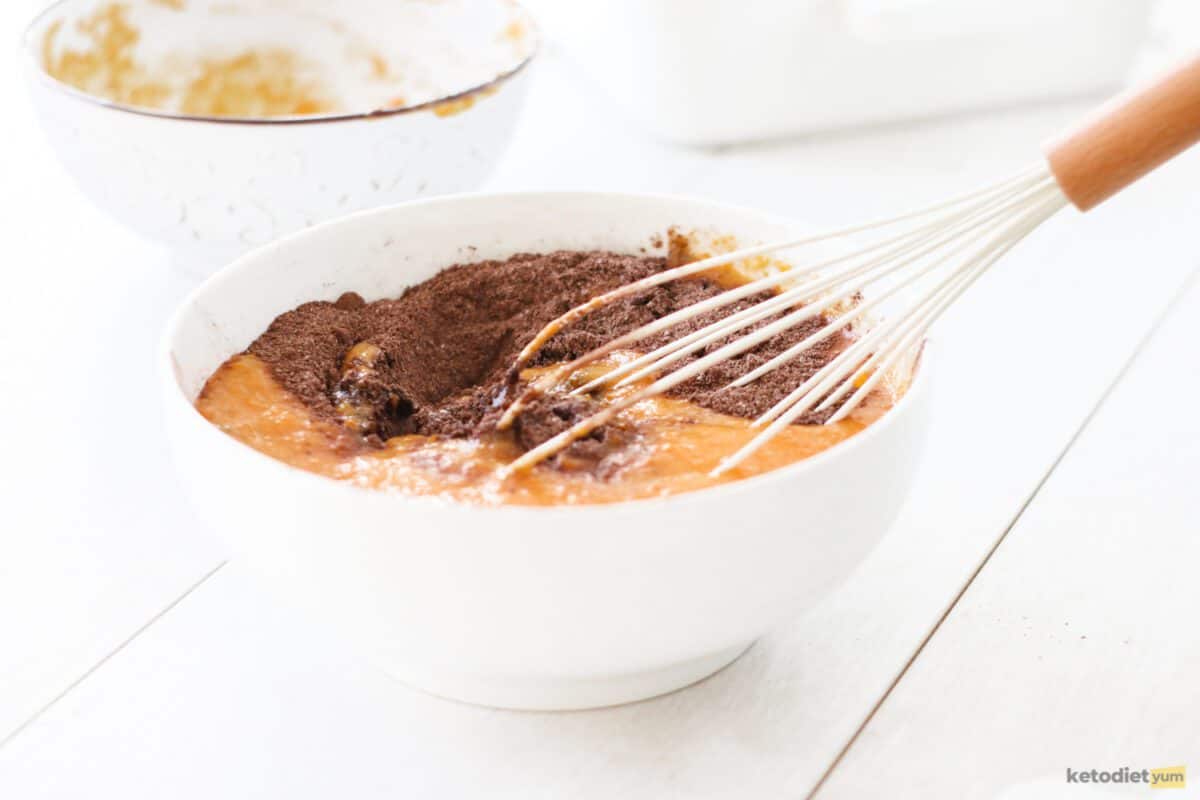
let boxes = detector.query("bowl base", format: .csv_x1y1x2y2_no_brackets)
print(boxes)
385,642,753,711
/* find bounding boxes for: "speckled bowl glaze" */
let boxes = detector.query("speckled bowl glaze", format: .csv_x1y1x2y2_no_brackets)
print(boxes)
25,0,536,270
162,192,932,711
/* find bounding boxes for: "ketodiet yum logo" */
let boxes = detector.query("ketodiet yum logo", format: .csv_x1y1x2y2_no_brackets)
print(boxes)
1065,765,1186,789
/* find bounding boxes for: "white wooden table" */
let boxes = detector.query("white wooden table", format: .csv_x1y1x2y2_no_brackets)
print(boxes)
3,5,1198,797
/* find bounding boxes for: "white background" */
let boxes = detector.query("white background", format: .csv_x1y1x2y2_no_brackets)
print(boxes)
2,2,1198,798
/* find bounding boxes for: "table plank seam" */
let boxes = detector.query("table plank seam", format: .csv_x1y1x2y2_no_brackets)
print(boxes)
0,560,229,751
803,261,1200,800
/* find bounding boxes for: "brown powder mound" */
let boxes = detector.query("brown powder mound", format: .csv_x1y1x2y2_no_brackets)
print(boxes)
246,250,853,452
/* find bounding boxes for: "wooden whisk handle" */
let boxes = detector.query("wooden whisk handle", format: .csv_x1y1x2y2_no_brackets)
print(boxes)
1045,55,1200,211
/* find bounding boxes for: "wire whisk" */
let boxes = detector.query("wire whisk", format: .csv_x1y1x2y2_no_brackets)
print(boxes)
497,55,1200,478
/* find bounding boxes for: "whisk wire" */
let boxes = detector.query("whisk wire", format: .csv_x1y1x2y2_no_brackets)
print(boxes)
499,166,1069,478
728,173,1062,394
710,182,1069,475
499,166,1050,428
607,170,1060,398
565,169,1053,400
501,194,1006,424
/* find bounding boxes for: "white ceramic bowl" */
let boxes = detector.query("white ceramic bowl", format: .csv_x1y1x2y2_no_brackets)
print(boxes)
25,0,536,269
161,192,931,710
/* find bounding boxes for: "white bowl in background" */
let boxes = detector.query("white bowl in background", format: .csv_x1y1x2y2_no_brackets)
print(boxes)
25,0,537,270
161,192,931,710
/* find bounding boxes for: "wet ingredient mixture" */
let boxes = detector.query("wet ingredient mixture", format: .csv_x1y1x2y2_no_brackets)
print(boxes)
196,249,901,505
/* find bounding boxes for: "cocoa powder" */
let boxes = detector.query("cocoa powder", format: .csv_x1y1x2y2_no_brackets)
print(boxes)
246,250,853,452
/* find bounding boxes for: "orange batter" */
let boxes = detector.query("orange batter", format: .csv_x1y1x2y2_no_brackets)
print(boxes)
196,351,897,506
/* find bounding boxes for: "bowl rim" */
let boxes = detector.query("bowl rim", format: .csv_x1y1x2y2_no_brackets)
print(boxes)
22,0,539,126
160,190,931,516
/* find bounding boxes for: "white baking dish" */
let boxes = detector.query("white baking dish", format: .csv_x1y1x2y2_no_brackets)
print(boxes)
527,0,1152,145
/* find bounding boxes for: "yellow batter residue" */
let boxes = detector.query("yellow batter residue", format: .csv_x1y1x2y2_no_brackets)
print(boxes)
196,352,894,507
41,4,171,110
177,49,332,118
431,85,498,118
42,3,334,117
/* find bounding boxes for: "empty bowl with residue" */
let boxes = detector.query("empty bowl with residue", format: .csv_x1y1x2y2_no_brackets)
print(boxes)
25,0,537,269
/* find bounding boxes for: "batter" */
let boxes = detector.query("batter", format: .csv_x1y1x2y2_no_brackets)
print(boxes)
196,249,900,505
